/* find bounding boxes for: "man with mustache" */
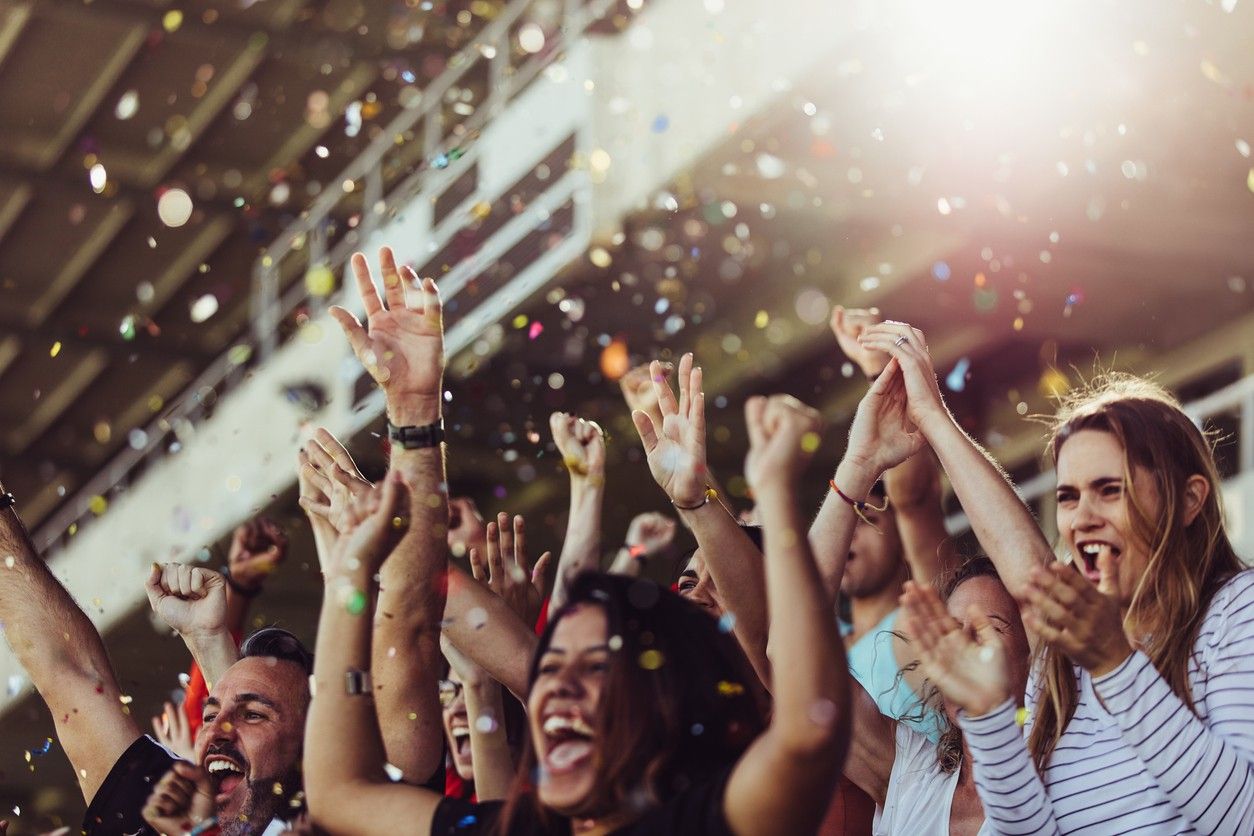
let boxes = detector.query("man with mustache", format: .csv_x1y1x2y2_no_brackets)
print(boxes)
0,484,311,835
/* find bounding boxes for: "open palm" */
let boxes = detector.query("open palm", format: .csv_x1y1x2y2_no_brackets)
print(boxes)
901,581,1010,716
631,353,707,505
329,247,443,403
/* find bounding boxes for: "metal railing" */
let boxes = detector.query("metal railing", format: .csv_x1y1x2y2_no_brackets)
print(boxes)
34,0,619,554
945,371,1254,535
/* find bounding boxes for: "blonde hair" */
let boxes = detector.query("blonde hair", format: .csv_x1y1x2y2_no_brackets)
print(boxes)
1027,374,1243,771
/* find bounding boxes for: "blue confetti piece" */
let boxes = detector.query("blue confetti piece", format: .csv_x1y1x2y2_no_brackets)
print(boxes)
718,613,736,633
946,357,971,393
457,814,477,828
932,261,951,281
651,114,670,133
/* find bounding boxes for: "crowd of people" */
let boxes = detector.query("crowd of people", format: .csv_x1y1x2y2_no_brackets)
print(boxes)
0,244,1251,835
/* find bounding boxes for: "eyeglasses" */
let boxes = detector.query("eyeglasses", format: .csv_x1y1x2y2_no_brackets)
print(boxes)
438,679,464,708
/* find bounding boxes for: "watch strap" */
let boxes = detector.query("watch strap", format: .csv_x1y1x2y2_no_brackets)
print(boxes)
387,419,445,449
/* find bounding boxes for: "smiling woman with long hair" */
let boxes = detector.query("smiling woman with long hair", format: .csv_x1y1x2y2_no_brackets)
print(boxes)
861,320,1254,835
302,392,852,836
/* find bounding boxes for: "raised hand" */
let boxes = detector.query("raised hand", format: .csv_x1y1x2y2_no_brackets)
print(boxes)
152,699,194,762
743,394,824,493
468,512,550,627
141,761,215,836
299,429,375,538
900,580,1010,716
831,306,889,378
625,511,678,559
448,496,488,559
619,360,673,429
326,470,411,581
845,358,926,475
226,517,287,594
857,322,949,429
549,412,606,485
631,353,708,505
145,564,227,641
1022,549,1131,677
329,246,444,425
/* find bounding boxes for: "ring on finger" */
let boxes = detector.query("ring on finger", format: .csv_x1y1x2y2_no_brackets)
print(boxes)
894,335,908,347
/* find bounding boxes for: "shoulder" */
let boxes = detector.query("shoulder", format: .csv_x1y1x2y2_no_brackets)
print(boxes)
628,767,737,836
1199,569,1254,647
430,797,509,835
81,735,176,835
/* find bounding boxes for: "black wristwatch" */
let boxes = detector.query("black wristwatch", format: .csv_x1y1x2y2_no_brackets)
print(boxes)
387,419,445,449
0,492,15,511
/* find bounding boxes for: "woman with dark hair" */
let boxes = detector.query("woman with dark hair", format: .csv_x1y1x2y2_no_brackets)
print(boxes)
861,321,1254,835
304,392,851,835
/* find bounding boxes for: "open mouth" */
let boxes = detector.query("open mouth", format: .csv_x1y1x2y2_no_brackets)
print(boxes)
541,713,595,774
451,727,471,759
205,754,247,805
1077,542,1120,581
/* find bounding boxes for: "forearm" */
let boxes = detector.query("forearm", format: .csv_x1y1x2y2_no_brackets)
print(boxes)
373,537,445,784
758,485,848,756
372,404,449,783
223,589,251,638
462,680,514,801
679,502,772,686
960,701,1059,835
919,414,1052,598
1093,651,1254,834
551,482,603,611
442,567,537,700
307,571,396,828
0,511,115,689
884,453,958,588
808,458,880,598
182,630,241,690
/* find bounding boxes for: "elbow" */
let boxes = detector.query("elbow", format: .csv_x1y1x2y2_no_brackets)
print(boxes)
774,704,851,764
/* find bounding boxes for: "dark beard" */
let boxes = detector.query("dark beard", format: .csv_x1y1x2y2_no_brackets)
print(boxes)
217,765,304,836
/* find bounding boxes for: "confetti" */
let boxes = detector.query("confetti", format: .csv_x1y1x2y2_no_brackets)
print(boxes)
946,357,971,392
50,341,62,357
304,264,336,297
190,294,219,323
528,321,544,340
157,188,193,227
638,649,665,670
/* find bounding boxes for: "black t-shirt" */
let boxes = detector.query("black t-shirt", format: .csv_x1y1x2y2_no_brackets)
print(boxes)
82,735,176,835
430,767,735,836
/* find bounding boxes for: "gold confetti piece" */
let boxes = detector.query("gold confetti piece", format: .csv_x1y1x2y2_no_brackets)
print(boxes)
50,341,62,357
1015,706,1030,726
638,649,665,670
800,431,821,453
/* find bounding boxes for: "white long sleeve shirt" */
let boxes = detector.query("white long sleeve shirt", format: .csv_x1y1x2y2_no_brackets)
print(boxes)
960,569,1254,835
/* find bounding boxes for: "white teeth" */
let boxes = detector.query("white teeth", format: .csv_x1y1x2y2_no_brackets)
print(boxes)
452,729,470,740
1081,544,1104,555
543,714,593,737
207,760,243,774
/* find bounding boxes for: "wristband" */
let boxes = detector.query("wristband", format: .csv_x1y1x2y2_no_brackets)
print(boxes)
0,492,14,511
223,568,261,599
672,487,717,511
829,480,889,531
188,816,219,836
387,419,445,449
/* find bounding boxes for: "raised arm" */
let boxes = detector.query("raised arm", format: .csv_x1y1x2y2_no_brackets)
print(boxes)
440,636,515,801
548,412,606,611
221,517,286,636
607,511,678,577
305,470,445,833
0,488,139,802
723,395,851,836
632,353,772,684
859,323,1053,599
442,563,538,701
329,247,449,785
145,563,238,687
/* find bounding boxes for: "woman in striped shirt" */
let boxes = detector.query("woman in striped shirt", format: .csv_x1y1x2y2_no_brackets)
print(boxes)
860,321,1254,835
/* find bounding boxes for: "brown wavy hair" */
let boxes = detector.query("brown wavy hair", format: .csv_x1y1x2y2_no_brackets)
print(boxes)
1027,374,1243,771
496,571,769,834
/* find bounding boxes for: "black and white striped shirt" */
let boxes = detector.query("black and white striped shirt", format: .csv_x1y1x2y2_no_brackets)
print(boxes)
960,569,1254,835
